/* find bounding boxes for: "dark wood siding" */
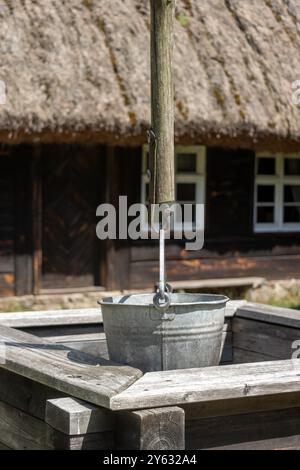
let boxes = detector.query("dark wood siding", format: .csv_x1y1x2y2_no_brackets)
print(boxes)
104,146,141,290
0,146,33,296
41,145,104,289
0,149,15,295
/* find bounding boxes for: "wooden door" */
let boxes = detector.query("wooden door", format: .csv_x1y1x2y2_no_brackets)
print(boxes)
41,145,102,289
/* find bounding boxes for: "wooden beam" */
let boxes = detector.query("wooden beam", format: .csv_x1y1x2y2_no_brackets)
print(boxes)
104,146,130,290
171,278,265,290
183,392,300,421
233,317,300,360
0,300,237,328
14,147,32,295
0,394,113,450
0,308,102,328
46,426,114,450
0,368,66,420
45,397,115,435
186,407,300,450
236,302,300,329
31,146,42,294
0,399,51,450
0,325,142,409
111,359,300,410
149,0,175,205
116,407,184,450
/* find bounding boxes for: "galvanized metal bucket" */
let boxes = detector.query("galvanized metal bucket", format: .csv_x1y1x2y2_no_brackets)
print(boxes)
99,293,229,372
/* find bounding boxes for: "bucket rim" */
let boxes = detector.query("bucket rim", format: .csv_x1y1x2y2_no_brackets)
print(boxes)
98,292,229,307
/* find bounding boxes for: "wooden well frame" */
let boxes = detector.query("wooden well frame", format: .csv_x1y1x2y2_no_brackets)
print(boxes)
0,300,300,450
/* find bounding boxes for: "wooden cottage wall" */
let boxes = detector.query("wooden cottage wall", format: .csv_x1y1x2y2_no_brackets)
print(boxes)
0,149,15,296
104,146,141,291
1,143,300,297
125,147,300,289
0,146,32,297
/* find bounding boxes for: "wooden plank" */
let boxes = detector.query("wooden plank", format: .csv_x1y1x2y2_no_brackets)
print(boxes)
47,333,105,343
0,368,66,420
45,397,115,435
117,407,184,450
130,241,300,262
39,286,105,295
186,407,300,450
57,339,109,360
45,397,115,436
22,324,103,339
0,308,102,328
0,395,112,450
0,302,236,329
233,317,300,360
208,435,300,450
236,302,300,329
182,392,300,420
0,325,142,409
14,148,32,295
171,277,264,290
0,399,50,450
46,426,114,450
233,348,275,364
31,145,42,295
111,359,300,410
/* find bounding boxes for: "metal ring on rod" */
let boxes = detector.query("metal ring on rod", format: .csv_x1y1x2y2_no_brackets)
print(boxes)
153,290,171,310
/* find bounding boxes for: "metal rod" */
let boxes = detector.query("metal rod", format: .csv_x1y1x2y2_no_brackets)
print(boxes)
158,228,166,300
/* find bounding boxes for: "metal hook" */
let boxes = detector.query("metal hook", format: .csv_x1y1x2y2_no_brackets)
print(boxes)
153,228,171,310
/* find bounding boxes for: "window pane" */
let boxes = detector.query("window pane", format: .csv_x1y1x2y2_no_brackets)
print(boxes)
257,185,275,203
257,206,274,223
257,157,276,175
177,183,196,202
177,153,197,173
284,206,300,223
284,158,300,176
284,185,300,204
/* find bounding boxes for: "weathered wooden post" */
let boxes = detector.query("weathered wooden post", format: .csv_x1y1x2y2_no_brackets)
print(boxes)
149,0,175,206
149,0,175,307
100,1,228,374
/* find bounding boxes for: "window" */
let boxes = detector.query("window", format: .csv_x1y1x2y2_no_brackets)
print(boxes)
254,154,300,232
141,146,205,230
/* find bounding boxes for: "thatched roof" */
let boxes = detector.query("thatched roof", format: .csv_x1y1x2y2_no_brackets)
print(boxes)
0,0,300,150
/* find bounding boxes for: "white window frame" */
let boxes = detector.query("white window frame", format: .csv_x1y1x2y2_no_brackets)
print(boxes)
141,145,206,233
254,153,300,232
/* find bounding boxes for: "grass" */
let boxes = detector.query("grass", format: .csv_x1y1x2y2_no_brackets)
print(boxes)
246,287,300,311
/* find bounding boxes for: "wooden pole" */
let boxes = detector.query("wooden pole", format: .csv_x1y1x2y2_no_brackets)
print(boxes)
149,0,175,206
